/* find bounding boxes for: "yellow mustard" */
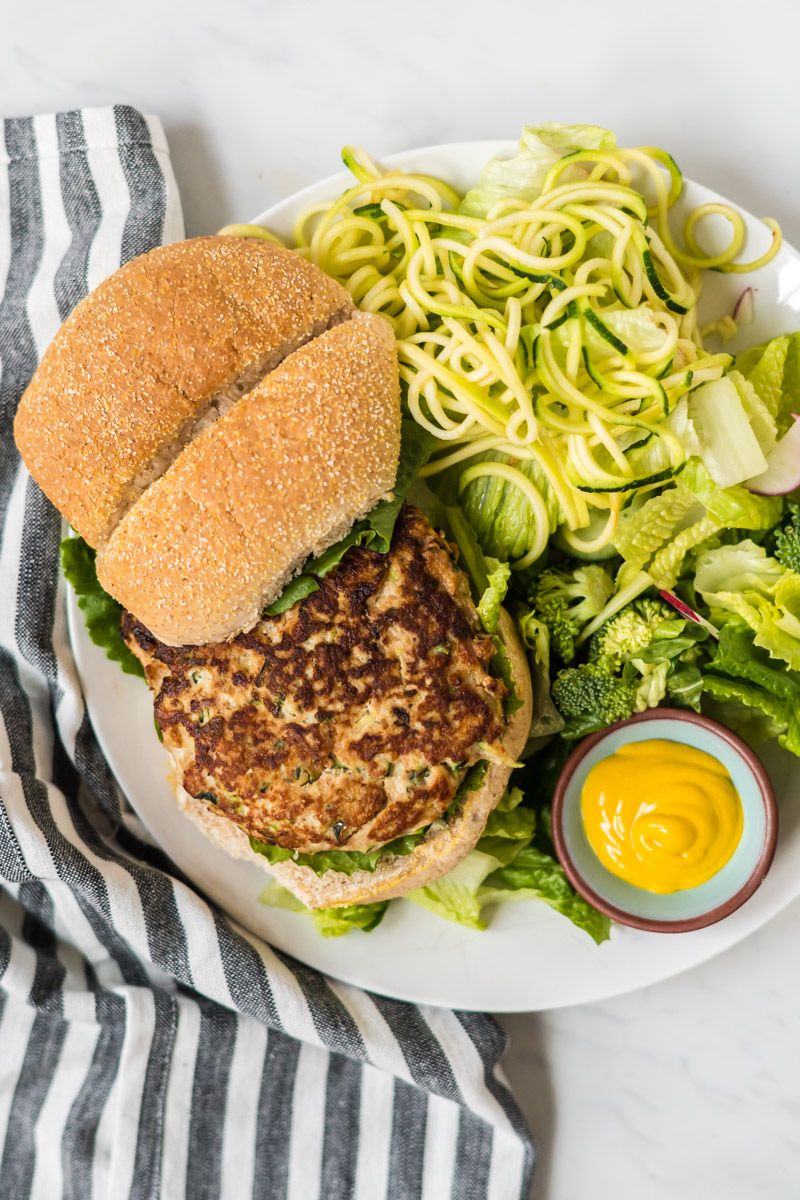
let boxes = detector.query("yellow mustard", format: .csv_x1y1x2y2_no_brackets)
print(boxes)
580,739,743,894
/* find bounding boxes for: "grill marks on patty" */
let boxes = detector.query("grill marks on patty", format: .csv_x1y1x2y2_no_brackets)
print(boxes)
122,505,507,853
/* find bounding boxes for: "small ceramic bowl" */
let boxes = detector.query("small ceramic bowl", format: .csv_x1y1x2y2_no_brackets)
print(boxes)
552,708,778,933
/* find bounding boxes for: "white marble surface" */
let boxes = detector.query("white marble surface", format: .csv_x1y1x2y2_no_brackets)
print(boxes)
3,2,800,1195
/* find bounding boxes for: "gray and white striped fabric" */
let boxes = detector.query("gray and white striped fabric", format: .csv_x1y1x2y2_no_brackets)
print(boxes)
0,106,535,1200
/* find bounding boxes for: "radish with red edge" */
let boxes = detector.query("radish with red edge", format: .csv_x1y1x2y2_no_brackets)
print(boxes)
747,414,800,495
658,590,720,638
733,287,755,325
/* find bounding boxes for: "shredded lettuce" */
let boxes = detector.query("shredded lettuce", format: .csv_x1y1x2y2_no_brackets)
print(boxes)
60,537,145,678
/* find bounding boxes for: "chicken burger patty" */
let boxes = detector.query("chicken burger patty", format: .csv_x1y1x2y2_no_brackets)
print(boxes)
123,504,509,854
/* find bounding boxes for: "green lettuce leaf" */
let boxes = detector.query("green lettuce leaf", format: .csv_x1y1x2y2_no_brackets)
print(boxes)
438,504,521,712
516,609,566,742
729,370,777,456
477,558,511,634
406,781,608,941
735,331,800,433
687,375,768,486
442,450,560,563
613,487,702,571
701,621,800,755
481,787,537,841
250,829,428,876
257,879,388,936
679,460,783,530
481,846,611,944
264,575,321,615
405,847,507,930
744,336,788,416
310,903,389,937
266,419,437,616
695,541,800,670
60,537,144,678
460,124,616,219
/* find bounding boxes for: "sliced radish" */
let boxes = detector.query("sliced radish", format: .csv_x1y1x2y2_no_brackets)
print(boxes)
733,287,755,325
658,590,720,638
747,414,800,495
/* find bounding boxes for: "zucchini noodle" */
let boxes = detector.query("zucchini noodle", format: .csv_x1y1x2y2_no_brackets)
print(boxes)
229,139,782,567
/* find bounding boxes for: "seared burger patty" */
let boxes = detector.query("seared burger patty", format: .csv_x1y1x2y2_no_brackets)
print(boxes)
123,504,508,854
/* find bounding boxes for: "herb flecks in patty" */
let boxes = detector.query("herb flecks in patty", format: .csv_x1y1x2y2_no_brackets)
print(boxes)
123,505,506,853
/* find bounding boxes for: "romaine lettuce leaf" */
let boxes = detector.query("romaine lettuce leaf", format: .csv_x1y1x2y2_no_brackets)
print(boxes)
749,337,789,413
310,903,389,937
729,370,777,456
613,487,702,571
444,450,560,563
516,609,566,742
701,621,800,755
687,375,767,487
249,829,428,875
60,537,145,678
735,332,800,433
477,558,511,634
460,124,616,219
257,879,388,936
405,847,506,930
679,460,783,530
265,419,437,615
695,541,800,670
480,846,611,944
407,781,609,942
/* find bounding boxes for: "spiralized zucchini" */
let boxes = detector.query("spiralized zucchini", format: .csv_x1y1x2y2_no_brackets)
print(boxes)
247,139,783,567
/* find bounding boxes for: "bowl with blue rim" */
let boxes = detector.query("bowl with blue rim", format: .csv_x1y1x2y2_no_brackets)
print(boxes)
551,708,779,933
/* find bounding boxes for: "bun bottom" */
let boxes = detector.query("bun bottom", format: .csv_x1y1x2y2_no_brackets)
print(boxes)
173,609,533,908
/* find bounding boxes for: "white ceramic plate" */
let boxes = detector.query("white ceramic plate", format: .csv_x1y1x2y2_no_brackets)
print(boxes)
68,142,800,1012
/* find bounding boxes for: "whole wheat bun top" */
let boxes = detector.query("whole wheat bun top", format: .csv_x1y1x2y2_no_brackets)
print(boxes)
13,235,402,645
97,314,401,645
14,236,354,548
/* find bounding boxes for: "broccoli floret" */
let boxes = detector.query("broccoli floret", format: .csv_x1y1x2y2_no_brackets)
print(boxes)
775,504,800,574
530,565,615,663
551,661,638,739
589,598,677,669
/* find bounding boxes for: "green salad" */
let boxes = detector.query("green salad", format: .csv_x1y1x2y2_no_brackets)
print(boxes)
68,123,800,943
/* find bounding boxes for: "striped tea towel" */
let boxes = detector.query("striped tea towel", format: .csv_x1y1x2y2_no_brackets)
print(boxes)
0,106,535,1200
